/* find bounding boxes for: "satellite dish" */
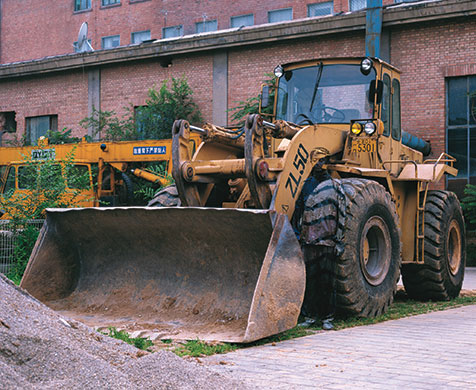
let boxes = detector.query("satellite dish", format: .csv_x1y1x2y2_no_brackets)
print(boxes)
76,22,94,52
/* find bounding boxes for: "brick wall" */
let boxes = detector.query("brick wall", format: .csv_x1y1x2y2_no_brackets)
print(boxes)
391,18,476,158
0,0,396,64
0,5,475,178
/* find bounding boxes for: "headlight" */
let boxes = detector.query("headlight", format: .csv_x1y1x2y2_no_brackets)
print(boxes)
360,58,373,76
364,122,376,135
274,65,284,78
351,122,363,135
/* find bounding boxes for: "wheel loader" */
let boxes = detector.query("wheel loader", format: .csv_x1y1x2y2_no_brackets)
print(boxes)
20,57,466,343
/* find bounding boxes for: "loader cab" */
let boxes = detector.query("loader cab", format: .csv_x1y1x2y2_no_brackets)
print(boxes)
268,57,418,175
0,162,95,219
273,59,377,125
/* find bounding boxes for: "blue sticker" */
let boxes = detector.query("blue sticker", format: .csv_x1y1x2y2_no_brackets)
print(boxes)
133,146,166,155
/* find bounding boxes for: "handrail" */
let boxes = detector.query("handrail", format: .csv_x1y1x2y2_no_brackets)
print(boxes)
382,159,418,178
423,152,456,181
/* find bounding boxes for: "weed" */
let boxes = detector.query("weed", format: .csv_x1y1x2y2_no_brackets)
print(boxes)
173,339,238,357
101,327,153,351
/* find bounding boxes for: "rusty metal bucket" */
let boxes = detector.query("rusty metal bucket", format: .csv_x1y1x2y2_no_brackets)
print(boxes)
20,207,305,343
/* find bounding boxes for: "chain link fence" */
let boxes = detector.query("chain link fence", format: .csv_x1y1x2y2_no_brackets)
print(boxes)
0,219,45,275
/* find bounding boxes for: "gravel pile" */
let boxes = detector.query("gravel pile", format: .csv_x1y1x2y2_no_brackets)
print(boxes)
0,274,254,390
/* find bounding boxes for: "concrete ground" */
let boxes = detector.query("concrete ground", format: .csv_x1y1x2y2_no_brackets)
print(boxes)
204,268,476,389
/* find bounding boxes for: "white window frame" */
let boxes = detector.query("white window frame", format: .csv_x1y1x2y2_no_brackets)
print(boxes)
131,30,151,44
195,20,218,34
101,35,121,49
349,0,367,12
102,0,120,6
268,8,293,23
230,14,254,28
307,2,333,17
163,25,184,39
74,0,91,12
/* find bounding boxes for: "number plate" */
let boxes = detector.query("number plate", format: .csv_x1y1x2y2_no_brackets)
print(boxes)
351,138,376,154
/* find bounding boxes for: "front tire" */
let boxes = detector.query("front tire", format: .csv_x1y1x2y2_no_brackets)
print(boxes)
402,191,465,300
337,179,401,317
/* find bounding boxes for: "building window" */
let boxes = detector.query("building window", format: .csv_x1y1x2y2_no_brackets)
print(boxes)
308,2,333,17
26,115,57,145
446,76,476,196
131,30,151,44
196,20,218,33
163,25,183,39
349,0,366,11
102,35,120,49
74,0,91,11
268,8,293,23
0,111,16,133
102,0,120,5
231,14,254,28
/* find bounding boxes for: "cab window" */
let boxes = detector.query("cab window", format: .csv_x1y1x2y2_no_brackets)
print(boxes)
382,74,391,136
4,167,16,194
392,78,401,141
18,165,37,189
66,165,91,189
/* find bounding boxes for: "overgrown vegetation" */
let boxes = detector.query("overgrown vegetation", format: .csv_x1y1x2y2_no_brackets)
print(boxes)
132,162,174,204
133,77,202,140
46,127,82,144
80,76,202,141
462,184,476,225
2,148,91,283
461,185,476,266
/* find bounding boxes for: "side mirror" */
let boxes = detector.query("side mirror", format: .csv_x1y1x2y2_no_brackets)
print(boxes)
369,80,383,105
261,85,270,108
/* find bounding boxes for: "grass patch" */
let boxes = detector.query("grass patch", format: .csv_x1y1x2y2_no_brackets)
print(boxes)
101,327,153,351
173,339,238,357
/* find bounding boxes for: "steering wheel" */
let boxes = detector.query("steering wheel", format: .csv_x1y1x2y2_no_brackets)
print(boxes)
322,106,346,122
296,113,314,126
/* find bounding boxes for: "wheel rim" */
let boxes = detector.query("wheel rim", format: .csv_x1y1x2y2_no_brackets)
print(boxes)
447,219,462,276
360,216,391,286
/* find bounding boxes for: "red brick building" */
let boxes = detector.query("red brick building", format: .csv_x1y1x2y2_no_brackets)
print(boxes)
0,0,475,194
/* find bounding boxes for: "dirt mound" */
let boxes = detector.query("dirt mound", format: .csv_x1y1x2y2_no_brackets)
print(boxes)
0,274,253,390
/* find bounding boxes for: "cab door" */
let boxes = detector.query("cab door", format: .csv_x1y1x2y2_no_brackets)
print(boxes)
379,69,402,176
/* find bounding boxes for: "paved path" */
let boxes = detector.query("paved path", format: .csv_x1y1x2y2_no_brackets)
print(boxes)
204,269,476,389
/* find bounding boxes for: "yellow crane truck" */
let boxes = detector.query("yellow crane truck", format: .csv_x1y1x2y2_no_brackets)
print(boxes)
0,136,200,214
20,57,465,343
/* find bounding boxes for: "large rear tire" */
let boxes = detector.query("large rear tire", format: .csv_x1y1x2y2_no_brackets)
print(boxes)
147,185,181,207
401,191,465,300
337,179,401,317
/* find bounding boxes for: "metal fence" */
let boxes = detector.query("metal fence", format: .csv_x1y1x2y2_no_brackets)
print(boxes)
0,219,45,275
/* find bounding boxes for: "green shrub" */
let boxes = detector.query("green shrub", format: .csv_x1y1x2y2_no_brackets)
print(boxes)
2,148,91,283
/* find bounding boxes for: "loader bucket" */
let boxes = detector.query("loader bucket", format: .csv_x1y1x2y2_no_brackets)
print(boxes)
20,207,305,343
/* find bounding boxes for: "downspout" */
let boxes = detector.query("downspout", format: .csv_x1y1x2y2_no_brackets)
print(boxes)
0,0,3,64
365,0,383,58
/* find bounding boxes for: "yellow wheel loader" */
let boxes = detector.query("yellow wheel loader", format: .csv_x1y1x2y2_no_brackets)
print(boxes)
20,57,465,342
